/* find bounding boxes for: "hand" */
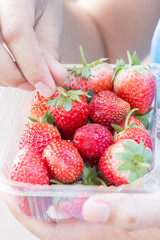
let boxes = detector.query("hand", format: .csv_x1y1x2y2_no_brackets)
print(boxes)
83,191,160,231
0,0,67,97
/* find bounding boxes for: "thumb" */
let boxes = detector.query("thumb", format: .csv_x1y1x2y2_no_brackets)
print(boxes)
82,192,160,231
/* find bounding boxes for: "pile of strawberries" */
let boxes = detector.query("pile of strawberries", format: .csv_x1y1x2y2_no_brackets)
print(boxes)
11,47,156,190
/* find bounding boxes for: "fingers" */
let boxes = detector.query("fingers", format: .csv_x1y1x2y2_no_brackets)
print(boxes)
83,192,160,231
0,42,35,91
35,0,67,85
0,0,56,98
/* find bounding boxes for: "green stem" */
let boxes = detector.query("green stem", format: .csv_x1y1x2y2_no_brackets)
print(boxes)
127,51,132,66
56,87,68,97
96,177,107,187
79,45,88,67
50,179,64,185
125,108,139,129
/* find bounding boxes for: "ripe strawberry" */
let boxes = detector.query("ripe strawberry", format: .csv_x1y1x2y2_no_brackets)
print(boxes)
117,115,146,132
11,145,49,184
113,52,156,114
89,90,130,129
11,146,50,216
30,86,68,121
73,124,113,161
19,122,61,153
47,88,89,140
55,196,87,219
42,140,84,183
30,91,49,121
67,45,114,94
114,127,152,149
99,139,152,186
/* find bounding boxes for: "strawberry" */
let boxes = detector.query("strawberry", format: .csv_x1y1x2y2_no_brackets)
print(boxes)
116,115,146,132
114,127,152,150
113,51,156,114
73,124,113,161
112,108,146,135
11,145,49,184
11,146,50,216
53,196,87,219
47,88,89,140
30,91,49,121
67,45,114,94
42,140,84,183
30,86,68,121
89,90,130,130
99,139,152,186
19,122,61,153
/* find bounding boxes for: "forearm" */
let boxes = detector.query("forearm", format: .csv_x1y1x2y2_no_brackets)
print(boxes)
61,0,160,63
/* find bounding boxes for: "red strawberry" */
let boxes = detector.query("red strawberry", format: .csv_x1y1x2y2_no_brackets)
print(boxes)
47,88,89,140
117,115,146,132
113,52,156,114
30,86,68,120
11,145,49,184
42,140,84,183
73,124,113,161
114,127,152,149
55,197,87,219
30,91,49,121
19,122,61,153
67,45,114,94
11,146,50,216
89,90,130,129
99,139,152,186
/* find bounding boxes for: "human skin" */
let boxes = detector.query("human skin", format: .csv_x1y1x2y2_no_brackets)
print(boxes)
1,0,160,239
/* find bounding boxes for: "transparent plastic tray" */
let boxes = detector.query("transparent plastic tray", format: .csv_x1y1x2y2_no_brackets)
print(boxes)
0,64,160,221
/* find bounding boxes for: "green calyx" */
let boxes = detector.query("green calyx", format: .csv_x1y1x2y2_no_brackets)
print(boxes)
28,111,54,125
68,45,110,79
82,166,107,186
133,107,154,130
46,88,90,112
115,139,152,183
114,51,147,79
112,108,141,133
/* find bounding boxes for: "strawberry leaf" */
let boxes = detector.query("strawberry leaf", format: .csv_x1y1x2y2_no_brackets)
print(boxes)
113,58,126,79
117,162,133,172
89,58,110,68
63,97,72,111
28,117,39,122
62,85,69,91
81,67,91,79
128,119,135,128
87,88,94,104
143,147,152,162
111,124,123,133
45,112,54,125
133,107,154,130
116,58,126,69
46,98,58,106
114,152,132,162
130,52,141,66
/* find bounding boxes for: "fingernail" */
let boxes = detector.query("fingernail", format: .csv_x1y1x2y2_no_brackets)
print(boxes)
83,201,110,223
34,82,55,98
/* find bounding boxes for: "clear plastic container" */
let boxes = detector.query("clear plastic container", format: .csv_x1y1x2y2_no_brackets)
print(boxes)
0,64,160,221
